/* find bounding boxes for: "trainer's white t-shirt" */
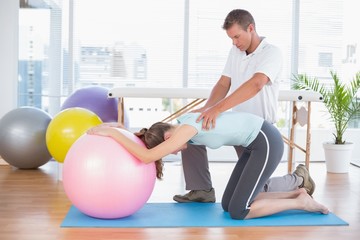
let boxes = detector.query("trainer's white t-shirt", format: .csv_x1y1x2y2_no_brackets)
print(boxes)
222,38,283,123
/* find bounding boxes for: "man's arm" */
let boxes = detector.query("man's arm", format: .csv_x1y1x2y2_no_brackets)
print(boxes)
217,72,269,112
197,72,269,129
192,75,231,113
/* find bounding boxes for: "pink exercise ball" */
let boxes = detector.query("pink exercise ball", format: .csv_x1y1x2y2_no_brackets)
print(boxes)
62,129,156,219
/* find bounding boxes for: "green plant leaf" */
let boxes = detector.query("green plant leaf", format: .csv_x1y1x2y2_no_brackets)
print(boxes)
292,71,360,144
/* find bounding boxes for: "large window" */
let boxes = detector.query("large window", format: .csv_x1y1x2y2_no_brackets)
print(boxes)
18,0,360,128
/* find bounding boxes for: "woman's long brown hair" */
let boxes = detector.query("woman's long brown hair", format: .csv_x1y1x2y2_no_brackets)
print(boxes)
134,122,173,180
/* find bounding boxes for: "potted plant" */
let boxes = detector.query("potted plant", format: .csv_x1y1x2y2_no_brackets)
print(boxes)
292,71,360,173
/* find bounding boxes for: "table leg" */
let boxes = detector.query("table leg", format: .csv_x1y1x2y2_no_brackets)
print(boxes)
117,97,124,125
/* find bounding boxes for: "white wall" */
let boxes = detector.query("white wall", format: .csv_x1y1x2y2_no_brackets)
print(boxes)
292,128,360,162
0,1,18,118
0,1,18,165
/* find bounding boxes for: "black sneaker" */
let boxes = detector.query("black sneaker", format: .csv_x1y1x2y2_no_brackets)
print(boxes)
173,188,216,203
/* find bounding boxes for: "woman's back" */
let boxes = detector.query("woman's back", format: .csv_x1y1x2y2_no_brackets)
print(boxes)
177,111,264,149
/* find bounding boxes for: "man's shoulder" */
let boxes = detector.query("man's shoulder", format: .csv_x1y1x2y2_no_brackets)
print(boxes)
258,40,282,58
261,39,281,51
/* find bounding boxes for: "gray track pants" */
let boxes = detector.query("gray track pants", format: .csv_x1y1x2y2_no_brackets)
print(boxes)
181,129,302,193
221,121,284,219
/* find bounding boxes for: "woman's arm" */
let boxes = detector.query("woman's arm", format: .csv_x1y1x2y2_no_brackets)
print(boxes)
99,122,125,129
87,125,197,163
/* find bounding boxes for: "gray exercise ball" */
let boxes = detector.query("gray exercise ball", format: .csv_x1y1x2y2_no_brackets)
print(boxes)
0,107,53,169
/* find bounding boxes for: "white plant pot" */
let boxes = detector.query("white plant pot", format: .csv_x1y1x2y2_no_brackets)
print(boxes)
323,142,354,173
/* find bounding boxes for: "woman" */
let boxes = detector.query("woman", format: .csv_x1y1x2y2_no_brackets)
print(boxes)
87,111,329,220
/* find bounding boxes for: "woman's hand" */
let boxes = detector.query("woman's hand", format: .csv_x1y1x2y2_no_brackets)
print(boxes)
87,126,116,137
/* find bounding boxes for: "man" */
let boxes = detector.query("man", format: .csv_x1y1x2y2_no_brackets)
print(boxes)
174,9,315,203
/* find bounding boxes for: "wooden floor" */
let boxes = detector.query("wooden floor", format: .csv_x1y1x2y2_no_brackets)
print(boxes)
0,160,359,240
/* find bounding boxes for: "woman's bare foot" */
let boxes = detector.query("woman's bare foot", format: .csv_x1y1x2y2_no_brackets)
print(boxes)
287,188,308,199
294,188,307,196
254,188,308,201
298,192,329,214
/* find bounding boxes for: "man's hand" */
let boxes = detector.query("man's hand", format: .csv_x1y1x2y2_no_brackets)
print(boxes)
196,105,221,130
190,106,207,113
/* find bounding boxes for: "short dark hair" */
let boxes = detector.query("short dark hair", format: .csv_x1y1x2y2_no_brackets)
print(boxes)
222,9,255,31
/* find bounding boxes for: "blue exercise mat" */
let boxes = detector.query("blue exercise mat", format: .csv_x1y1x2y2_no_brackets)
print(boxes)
61,203,348,228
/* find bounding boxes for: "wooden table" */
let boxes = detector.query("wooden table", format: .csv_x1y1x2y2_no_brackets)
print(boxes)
108,87,323,173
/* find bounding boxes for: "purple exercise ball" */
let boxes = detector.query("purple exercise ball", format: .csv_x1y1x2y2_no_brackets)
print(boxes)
61,86,129,127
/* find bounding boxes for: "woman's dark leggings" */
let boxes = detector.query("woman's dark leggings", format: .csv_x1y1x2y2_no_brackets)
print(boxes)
221,121,284,220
